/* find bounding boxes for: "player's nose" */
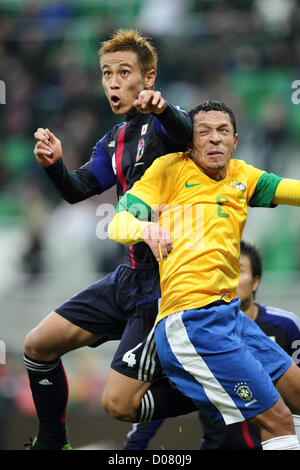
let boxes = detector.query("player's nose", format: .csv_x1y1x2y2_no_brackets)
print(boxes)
209,129,222,143
109,73,120,89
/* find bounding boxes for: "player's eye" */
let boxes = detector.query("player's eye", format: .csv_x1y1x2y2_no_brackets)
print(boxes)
121,70,130,76
103,71,111,77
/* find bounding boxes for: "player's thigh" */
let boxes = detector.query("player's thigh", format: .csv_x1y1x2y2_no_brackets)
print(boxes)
101,368,151,420
274,362,300,412
24,311,100,360
25,270,128,360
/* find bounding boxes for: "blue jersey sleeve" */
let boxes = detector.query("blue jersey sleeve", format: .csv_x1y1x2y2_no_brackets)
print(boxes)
154,104,193,146
44,132,116,204
80,137,116,191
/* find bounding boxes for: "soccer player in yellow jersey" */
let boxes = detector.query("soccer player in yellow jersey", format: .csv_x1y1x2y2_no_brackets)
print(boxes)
108,100,300,450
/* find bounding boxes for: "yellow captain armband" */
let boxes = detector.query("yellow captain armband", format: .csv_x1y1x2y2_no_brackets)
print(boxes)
272,178,300,206
108,211,154,245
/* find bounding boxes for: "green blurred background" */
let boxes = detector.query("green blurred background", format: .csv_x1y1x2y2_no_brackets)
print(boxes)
1,0,300,450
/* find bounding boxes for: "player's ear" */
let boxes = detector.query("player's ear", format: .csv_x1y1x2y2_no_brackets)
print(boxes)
252,276,260,296
233,133,239,150
144,69,156,90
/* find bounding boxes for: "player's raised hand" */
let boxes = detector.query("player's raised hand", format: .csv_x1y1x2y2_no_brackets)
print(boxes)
143,224,173,262
133,90,167,115
33,128,62,167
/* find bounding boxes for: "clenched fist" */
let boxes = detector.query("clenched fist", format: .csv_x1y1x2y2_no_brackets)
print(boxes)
33,128,62,167
133,90,166,115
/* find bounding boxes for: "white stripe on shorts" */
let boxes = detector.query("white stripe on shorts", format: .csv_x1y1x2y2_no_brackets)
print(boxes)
138,325,157,381
165,311,244,425
138,299,161,382
139,390,155,422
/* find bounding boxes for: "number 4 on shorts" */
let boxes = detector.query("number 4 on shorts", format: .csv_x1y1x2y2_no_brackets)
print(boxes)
122,343,143,367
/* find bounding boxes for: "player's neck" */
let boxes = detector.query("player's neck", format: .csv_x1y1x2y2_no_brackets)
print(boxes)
242,299,259,321
194,164,227,181
125,107,138,120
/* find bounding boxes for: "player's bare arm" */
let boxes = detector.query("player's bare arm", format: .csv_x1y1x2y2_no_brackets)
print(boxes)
142,224,173,262
133,90,167,115
34,128,62,167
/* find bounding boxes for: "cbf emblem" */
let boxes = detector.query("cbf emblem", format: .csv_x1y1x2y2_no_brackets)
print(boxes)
136,138,145,161
231,179,246,192
234,382,253,401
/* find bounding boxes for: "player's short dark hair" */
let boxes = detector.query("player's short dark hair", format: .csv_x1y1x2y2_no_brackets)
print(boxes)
189,100,237,134
240,240,262,280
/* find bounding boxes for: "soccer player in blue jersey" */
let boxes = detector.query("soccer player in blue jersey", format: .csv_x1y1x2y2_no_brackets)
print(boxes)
123,240,300,450
24,29,195,450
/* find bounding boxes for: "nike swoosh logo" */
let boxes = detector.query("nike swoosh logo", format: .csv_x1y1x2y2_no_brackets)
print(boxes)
185,181,202,188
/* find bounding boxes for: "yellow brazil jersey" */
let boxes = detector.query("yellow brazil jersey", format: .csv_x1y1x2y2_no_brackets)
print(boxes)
116,152,282,324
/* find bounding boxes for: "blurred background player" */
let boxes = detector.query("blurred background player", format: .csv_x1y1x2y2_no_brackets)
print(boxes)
123,240,300,450
24,29,194,450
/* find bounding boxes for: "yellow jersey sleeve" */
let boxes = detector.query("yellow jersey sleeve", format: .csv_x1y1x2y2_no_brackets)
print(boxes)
108,211,154,245
272,178,300,206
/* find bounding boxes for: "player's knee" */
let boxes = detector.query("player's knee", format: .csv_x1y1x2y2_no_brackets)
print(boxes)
24,327,55,361
101,392,137,422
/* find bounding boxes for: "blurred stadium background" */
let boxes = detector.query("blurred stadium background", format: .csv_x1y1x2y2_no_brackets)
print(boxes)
1,0,300,450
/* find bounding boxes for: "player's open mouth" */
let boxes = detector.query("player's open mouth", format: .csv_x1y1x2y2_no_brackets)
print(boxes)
111,95,121,107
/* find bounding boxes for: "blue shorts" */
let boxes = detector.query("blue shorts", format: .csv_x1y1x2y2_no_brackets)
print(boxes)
155,298,292,424
55,264,163,381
